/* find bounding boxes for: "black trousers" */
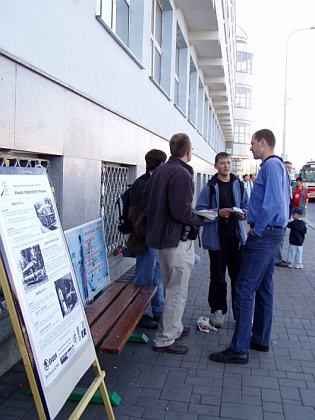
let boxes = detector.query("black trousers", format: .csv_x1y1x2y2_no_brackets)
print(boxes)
208,234,244,317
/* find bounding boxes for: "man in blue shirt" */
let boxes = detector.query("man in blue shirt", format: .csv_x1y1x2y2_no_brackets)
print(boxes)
209,129,291,364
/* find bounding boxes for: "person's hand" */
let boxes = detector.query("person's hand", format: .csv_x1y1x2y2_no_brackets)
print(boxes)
235,211,244,220
219,208,233,219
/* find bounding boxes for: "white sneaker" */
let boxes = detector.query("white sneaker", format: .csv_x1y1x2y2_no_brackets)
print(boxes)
295,264,303,269
210,310,224,328
287,262,293,268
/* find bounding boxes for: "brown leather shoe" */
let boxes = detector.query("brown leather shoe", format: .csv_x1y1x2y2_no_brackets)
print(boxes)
180,326,190,337
153,341,189,354
275,261,288,267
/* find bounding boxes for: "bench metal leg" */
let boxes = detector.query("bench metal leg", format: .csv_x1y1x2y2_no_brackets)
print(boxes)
68,387,121,407
25,387,122,407
127,332,149,343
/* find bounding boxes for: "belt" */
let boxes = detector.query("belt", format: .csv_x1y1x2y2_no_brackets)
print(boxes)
250,224,282,230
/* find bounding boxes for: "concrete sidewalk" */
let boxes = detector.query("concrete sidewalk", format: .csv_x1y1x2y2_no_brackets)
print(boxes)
0,221,314,420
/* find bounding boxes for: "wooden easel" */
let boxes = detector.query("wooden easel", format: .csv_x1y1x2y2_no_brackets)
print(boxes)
0,255,115,420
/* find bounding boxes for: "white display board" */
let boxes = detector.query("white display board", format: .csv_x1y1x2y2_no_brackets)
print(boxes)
0,167,96,419
65,218,110,306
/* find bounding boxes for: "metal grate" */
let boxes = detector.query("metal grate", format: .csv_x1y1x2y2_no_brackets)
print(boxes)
101,165,129,254
0,157,49,169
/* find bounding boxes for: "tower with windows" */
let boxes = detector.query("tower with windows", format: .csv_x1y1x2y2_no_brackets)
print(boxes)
228,25,254,176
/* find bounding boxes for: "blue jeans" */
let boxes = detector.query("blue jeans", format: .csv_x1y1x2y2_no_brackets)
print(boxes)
134,246,164,318
230,228,283,353
275,228,286,263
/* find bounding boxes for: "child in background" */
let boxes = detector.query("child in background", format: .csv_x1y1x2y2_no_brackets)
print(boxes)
287,208,307,269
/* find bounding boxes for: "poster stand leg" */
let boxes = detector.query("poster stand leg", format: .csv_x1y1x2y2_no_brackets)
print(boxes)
68,358,115,420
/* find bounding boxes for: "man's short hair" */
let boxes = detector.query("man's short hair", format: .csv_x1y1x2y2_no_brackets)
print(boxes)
284,161,292,166
254,129,276,148
215,152,230,164
145,149,167,171
169,133,191,157
296,176,303,183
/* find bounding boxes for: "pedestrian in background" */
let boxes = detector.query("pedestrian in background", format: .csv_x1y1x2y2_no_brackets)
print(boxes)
127,149,167,329
287,207,307,269
292,177,309,218
275,160,293,267
242,174,252,199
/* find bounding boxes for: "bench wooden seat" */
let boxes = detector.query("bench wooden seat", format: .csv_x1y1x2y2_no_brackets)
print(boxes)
85,283,157,355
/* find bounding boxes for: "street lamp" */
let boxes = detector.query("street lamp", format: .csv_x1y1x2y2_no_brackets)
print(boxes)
282,26,315,161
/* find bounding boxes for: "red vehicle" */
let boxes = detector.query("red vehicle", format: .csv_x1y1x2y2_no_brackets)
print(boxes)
300,161,315,199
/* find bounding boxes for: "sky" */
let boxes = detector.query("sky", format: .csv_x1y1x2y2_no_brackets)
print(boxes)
235,0,315,172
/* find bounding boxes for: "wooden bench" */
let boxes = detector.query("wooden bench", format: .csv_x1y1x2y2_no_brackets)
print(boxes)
85,282,157,355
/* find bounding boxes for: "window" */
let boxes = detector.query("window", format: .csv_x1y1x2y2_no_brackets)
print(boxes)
188,59,197,125
203,95,209,141
235,86,252,109
174,24,188,112
236,51,253,74
97,0,145,64
234,122,251,144
150,0,173,95
197,79,204,133
151,1,162,84
99,0,130,46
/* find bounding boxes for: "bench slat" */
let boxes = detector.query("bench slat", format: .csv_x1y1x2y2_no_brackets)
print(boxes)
85,283,126,326
90,284,142,348
99,286,157,355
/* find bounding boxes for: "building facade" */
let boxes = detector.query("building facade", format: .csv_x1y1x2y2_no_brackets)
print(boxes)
0,0,236,373
227,25,254,177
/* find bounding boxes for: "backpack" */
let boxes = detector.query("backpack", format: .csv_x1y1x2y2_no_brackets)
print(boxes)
115,186,133,234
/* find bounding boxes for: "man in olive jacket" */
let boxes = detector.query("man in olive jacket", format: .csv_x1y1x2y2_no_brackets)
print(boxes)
127,149,167,329
138,133,204,354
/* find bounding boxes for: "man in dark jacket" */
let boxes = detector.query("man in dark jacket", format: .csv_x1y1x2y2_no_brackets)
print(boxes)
127,149,167,329
138,133,204,354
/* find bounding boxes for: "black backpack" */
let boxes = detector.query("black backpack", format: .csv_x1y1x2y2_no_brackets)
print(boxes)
115,186,133,234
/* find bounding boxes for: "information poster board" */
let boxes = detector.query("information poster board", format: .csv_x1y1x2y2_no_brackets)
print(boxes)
0,167,96,419
65,219,110,306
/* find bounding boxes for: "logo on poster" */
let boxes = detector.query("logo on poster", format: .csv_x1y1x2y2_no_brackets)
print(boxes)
43,353,58,371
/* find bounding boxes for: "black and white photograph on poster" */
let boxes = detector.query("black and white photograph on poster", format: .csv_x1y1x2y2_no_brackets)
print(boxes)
54,274,78,317
18,244,48,292
34,198,58,232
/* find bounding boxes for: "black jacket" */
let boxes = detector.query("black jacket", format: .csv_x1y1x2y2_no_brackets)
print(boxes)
126,171,150,256
137,156,204,250
287,219,307,246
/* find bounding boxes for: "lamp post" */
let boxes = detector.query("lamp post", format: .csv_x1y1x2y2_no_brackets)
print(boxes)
282,26,315,161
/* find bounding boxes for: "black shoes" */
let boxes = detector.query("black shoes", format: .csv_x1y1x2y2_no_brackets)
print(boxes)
209,348,249,364
153,341,189,354
138,314,159,329
250,341,269,352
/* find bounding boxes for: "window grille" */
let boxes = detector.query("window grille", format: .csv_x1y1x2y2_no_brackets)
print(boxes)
100,164,129,254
